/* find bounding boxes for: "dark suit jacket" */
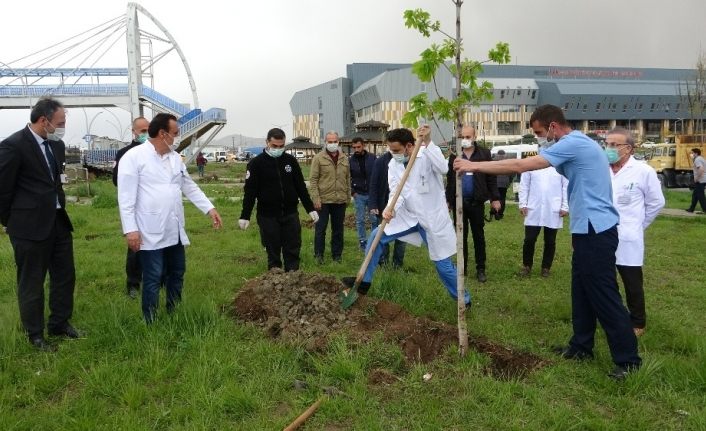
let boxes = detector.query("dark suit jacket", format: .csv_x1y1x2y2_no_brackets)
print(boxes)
112,139,142,186
0,125,72,240
368,151,393,212
445,145,500,206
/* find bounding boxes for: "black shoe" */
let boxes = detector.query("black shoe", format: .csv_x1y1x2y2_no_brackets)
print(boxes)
127,286,139,299
341,276,370,295
518,266,531,277
541,268,551,278
552,345,593,361
48,324,82,339
608,363,639,381
476,270,487,283
685,208,695,213
30,336,57,352
332,256,342,263
315,255,324,265
359,240,367,251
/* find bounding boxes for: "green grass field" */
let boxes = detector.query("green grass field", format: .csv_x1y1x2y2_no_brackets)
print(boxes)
1,170,705,430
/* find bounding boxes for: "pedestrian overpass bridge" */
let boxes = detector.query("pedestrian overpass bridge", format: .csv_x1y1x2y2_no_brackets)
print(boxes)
0,3,226,158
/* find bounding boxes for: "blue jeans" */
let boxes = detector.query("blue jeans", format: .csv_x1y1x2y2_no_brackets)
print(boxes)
354,194,378,243
363,224,470,305
139,243,186,323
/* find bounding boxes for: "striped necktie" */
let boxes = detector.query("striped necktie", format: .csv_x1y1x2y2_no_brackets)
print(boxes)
42,140,57,181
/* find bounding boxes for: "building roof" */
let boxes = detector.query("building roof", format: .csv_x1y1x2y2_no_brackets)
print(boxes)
544,79,685,96
355,120,390,130
340,129,387,142
285,138,321,150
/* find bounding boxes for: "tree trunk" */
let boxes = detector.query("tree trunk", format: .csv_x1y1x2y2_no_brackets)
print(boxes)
453,0,469,357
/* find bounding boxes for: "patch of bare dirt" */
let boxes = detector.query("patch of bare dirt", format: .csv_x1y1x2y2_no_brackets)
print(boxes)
302,213,359,229
230,270,547,380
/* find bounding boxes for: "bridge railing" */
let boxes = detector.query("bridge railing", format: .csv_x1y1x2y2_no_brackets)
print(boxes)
180,108,227,137
139,85,189,116
0,84,130,97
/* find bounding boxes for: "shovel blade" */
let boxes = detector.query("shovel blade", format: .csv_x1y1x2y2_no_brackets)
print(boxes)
339,286,359,309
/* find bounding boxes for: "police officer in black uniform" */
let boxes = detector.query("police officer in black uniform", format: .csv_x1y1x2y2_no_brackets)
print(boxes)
238,128,318,271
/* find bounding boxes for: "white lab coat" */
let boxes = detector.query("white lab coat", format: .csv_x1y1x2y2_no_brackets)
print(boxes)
611,156,665,266
118,143,214,250
385,142,456,261
518,167,569,229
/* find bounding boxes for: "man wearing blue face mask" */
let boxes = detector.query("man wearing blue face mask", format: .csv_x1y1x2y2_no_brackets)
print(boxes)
239,128,317,271
113,116,150,299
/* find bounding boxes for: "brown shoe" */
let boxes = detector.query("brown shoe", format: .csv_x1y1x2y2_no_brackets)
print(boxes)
633,327,645,337
518,266,531,277
541,268,551,278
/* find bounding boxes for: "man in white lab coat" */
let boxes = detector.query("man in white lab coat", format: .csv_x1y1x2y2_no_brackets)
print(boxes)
518,164,569,277
606,128,664,337
342,126,470,306
118,113,223,323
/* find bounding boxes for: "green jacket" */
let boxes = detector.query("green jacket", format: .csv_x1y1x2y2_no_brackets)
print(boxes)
309,150,351,204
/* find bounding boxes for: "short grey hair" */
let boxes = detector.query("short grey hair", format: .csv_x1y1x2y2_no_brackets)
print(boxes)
325,130,339,140
606,127,635,146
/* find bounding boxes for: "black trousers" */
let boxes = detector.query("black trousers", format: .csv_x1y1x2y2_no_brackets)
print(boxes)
314,203,346,259
125,247,142,288
569,224,640,367
454,199,486,273
688,182,706,211
257,212,302,271
10,210,75,338
497,187,509,217
522,225,558,269
617,265,646,329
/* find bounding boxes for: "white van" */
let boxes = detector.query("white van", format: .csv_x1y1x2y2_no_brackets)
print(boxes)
490,144,539,196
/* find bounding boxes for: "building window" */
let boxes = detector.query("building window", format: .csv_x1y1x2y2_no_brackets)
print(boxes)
623,103,628,112
564,102,570,110
531,90,536,99
500,90,505,98
330,83,338,89
421,83,426,92
636,103,643,112
650,103,656,112
596,102,602,111
318,97,322,110
582,104,588,113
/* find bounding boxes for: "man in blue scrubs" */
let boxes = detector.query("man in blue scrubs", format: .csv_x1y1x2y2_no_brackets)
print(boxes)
453,104,640,380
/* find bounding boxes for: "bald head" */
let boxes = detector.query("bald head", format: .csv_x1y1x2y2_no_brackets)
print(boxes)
460,126,476,141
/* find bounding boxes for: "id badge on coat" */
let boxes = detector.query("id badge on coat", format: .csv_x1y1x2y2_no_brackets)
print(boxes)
60,174,68,184
418,175,429,194
617,194,631,205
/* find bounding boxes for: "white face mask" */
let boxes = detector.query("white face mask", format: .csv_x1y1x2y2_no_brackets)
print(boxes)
392,153,408,164
46,126,65,142
326,143,339,153
168,136,181,151
461,139,473,149
267,147,284,158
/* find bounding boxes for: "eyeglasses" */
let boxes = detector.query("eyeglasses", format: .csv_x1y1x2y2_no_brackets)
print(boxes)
605,143,629,148
461,136,474,139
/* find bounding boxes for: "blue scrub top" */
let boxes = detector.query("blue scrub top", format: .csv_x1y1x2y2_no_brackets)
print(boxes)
540,131,619,234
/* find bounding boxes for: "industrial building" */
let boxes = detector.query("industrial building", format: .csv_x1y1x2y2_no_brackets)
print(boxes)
290,63,699,145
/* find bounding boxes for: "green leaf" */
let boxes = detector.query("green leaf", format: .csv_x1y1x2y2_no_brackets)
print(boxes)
403,9,434,38
488,42,511,64
411,47,445,82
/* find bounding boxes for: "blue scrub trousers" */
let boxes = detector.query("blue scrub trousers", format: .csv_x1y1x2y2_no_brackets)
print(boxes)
362,224,470,305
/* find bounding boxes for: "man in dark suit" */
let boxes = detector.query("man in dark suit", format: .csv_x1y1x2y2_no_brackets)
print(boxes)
368,150,406,267
112,117,149,299
0,97,80,351
445,125,501,283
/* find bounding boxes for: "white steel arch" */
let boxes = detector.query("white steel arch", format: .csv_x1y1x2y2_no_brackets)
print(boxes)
126,2,200,119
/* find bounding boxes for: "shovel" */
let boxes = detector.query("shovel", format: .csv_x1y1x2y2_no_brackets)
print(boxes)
339,132,426,309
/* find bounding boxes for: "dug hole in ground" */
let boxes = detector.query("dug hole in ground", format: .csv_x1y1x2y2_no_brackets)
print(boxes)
230,269,547,381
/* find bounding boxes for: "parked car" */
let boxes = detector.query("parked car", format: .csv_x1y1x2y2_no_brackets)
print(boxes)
213,150,231,163
236,151,253,161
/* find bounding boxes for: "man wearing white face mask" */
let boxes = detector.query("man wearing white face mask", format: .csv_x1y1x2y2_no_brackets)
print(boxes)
0,97,80,351
607,128,664,337
239,128,317,271
118,113,223,323
445,125,501,283
112,116,150,299
310,131,351,264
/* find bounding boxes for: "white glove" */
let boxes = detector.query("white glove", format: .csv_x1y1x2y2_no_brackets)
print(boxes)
238,219,250,230
309,211,319,223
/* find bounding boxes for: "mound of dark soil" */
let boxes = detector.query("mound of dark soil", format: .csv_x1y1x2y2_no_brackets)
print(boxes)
231,269,548,379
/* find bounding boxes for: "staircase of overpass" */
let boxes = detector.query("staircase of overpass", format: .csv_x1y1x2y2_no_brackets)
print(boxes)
0,3,226,155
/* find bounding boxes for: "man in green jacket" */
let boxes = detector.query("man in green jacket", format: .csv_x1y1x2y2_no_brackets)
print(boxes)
310,131,351,263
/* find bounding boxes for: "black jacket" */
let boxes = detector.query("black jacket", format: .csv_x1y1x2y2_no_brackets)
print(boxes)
445,145,500,206
0,126,72,240
349,151,376,195
112,139,142,186
240,151,314,219
368,152,393,212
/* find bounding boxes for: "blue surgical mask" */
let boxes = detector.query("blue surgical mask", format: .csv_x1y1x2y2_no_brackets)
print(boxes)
392,153,408,164
267,147,284,158
605,148,619,164
137,133,148,143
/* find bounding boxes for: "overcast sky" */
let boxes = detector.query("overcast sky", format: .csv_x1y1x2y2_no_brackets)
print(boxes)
1,0,705,146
